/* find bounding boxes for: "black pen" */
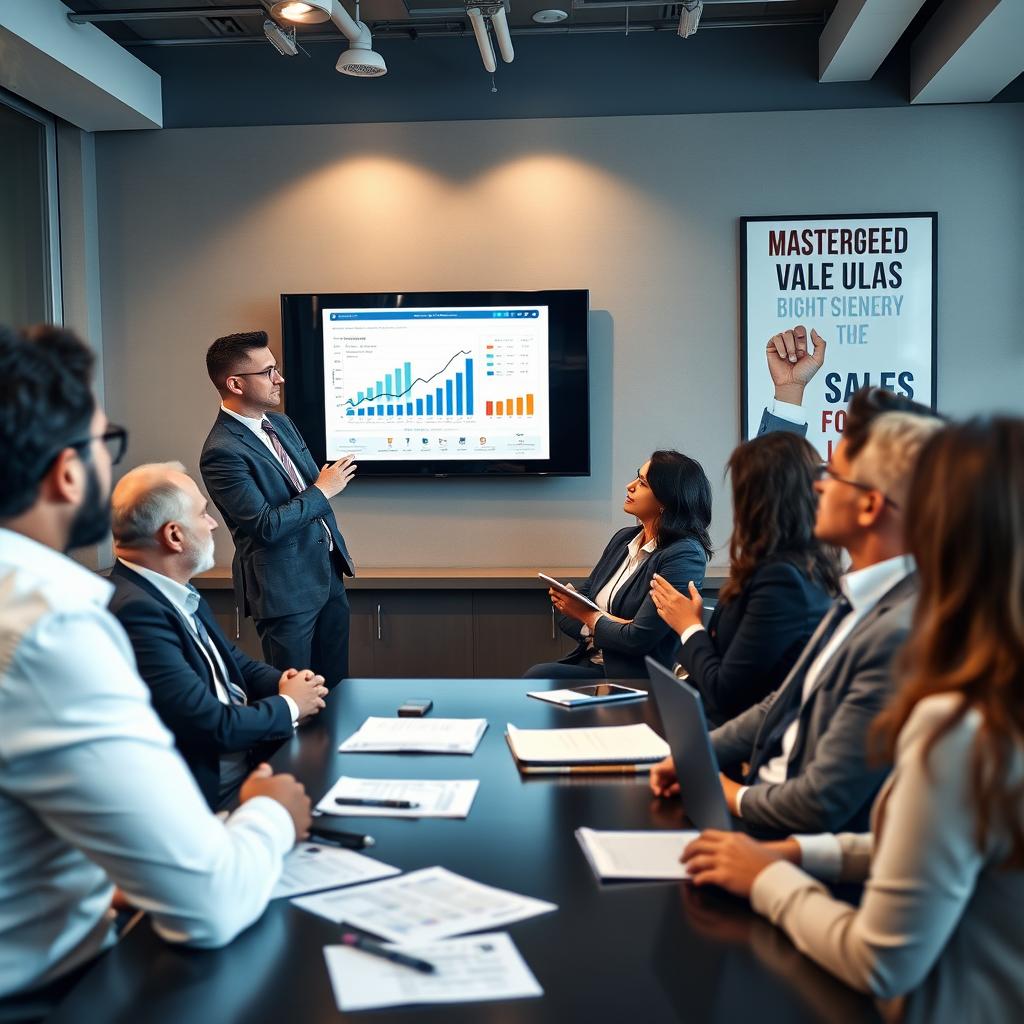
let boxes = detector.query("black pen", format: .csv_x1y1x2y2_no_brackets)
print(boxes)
334,797,420,809
341,932,436,974
308,825,376,849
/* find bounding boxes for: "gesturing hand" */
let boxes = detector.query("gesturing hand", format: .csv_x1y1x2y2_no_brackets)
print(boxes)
765,325,827,406
315,455,357,499
650,575,703,635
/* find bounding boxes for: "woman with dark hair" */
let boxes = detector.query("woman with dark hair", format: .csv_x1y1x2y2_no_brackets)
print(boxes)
650,432,839,725
681,418,1024,1022
524,451,712,680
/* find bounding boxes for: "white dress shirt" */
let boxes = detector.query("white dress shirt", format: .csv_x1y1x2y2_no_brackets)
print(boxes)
736,554,914,817
0,529,295,999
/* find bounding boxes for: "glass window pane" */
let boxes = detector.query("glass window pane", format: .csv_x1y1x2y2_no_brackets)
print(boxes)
0,101,51,327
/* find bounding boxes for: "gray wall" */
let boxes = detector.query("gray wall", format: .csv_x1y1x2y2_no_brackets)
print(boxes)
94,103,1024,570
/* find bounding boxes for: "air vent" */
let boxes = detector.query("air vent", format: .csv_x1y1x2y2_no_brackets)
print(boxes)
201,16,248,37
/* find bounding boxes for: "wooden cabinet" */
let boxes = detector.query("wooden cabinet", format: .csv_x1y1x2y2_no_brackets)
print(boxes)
472,590,577,677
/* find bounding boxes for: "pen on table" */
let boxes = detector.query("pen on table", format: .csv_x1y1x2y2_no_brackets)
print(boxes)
307,825,376,849
342,932,436,974
334,797,421,809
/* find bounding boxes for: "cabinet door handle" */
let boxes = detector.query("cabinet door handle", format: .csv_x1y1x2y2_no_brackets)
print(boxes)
377,603,382,641
551,606,556,641
235,605,240,641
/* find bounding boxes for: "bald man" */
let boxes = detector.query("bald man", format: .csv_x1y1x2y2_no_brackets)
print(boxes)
108,462,328,810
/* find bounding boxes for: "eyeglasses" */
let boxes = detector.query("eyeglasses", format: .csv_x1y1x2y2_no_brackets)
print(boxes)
815,463,899,510
70,424,130,467
230,365,284,382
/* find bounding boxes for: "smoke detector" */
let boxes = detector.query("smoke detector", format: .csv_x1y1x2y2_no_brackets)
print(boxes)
532,9,568,23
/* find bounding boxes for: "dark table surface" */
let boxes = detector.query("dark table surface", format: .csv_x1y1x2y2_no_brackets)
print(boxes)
48,679,880,1024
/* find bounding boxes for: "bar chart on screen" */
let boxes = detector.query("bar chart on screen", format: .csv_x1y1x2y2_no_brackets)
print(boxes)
322,306,551,462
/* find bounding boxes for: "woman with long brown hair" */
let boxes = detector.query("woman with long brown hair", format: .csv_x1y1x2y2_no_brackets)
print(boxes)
681,417,1024,1022
650,432,839,725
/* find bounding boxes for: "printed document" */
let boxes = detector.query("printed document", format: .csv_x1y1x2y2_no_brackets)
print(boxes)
270,842,400,899
292,866,556,943
339,717,488,754
505,722,670,766
575,828,697,881
317,776,480,818
324,932,543,1011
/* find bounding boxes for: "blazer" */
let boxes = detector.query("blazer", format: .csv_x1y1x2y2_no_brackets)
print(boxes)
757,407,807,438
679,558,833,727
751,693,1024,1022
557,526,709,679
107,562,294,809
710,573,918,837
200,409,353,621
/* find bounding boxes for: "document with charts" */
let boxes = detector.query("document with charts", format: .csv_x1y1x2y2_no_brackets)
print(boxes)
270,842,400,899
324,932,542,1012
317,777,480,819
292,866,556,943
339,717,488,755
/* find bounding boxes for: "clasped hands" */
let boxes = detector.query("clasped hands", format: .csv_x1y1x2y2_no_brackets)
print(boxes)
278,667,329,721
649,757,799,897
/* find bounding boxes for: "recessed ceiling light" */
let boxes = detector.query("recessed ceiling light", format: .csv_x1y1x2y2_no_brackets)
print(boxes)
532,9,568,24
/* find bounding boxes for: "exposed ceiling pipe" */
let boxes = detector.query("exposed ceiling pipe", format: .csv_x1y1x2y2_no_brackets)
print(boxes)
491,7,515,64
466,7,497,73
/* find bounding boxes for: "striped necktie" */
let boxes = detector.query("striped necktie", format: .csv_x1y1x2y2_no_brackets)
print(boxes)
189,601,247,706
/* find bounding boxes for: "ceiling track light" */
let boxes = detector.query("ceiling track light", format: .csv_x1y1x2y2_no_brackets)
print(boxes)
270,0,333,25
272,0,386,77
677,0,702,38
465,2,514,73
263,18,299,56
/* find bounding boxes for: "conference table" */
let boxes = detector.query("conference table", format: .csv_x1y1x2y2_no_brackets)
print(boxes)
48,678,881,1023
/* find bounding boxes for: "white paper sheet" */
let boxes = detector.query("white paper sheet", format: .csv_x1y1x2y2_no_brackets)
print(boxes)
339,717,488,755
292,866,557,943
317,777,480,818
505,722,670,765
575,828,698,881
270,842,400,899
323,932,543,1011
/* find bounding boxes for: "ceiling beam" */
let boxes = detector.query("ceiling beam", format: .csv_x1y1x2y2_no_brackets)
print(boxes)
819,0,927,82
67,7,265,24
911,0,1024,103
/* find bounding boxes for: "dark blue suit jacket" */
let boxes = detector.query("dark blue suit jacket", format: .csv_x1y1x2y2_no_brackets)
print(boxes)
200,409,353,620
108,561,294,809
678,558,832,728
558,526,709,679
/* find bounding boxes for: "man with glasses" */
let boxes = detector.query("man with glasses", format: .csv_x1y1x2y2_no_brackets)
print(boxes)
201,330,355,687
0,325,311,1018
652,390,943,837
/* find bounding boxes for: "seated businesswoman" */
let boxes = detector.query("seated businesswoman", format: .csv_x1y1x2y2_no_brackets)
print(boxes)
680,417,1024,1023
524,450,713,680
649,432,840,726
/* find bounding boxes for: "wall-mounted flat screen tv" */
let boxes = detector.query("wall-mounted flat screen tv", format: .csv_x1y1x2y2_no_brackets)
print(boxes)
281,289,590,477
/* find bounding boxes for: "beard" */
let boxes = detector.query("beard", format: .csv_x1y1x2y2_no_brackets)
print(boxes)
66,460,112,551
185,527,217,577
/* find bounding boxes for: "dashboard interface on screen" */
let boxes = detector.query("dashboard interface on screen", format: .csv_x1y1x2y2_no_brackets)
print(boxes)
322,305,551,462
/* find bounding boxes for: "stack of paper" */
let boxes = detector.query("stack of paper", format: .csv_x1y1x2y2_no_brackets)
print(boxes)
293,866,556,942
339,717,488,755
575,828,697,881
324,932,542,1012
505,722,670,774
270,842,400,899
317,777,480,819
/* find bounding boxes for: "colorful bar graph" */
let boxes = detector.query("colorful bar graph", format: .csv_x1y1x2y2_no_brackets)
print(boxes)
426,395,433,415
482,393,535,417
436,387,443,415
516,397,524,416
417,398,424,415
527,394,534,415
446,380,454,416
486,401,493,415
466,359,474,414
455,373,464,416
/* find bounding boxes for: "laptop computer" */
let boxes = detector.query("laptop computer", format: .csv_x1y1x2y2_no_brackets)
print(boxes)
645,657,734,832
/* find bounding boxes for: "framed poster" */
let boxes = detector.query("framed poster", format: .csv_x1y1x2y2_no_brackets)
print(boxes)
741,213,937,460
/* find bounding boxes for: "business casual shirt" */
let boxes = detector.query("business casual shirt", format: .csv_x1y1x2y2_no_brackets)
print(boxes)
116,559,299,802
736,554,914,816
220,404,333,550
581,533,657,664
0,529,295,999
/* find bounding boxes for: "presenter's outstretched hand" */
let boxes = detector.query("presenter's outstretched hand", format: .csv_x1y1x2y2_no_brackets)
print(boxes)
239,763,312,842
650,756,680,799
315,455,357,499
682,831,800,898
650,575,703,635
279,668,328,719
765,325,827,406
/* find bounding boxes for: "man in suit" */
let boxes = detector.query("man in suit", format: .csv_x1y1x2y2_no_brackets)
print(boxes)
653,401,943,836
200,330,356,686
109,462,329,810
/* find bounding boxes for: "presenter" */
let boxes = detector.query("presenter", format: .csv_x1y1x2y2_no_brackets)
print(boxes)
650,433,838,727
524,450,712,680
200,331,356,686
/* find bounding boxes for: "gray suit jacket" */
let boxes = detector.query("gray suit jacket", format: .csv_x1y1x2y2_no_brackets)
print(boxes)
757,407,808,438
711,573,917,836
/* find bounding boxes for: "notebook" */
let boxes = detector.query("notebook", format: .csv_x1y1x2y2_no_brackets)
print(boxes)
504,722,669,774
